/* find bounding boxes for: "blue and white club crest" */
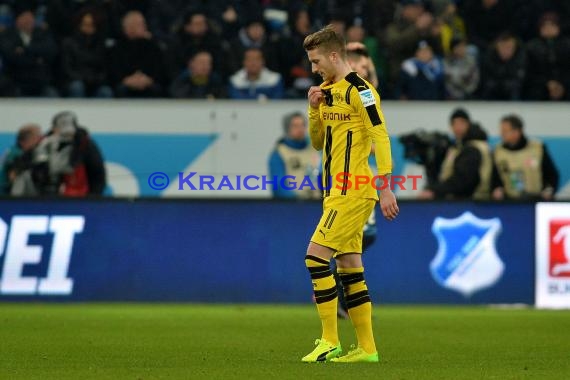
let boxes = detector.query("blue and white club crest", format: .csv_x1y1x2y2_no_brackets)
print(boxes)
430,211,504,297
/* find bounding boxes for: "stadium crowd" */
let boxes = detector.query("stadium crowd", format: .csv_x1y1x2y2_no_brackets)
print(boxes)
0,0,568,100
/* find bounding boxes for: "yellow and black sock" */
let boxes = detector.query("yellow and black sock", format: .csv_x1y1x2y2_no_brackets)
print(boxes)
338,267,376,354
305,255,338,345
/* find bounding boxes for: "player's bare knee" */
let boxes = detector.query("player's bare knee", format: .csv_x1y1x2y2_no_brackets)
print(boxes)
336,253,363,269
305,255,330,271
306,242,334,263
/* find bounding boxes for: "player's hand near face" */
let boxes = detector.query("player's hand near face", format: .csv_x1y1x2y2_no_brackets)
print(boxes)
308,86,324,109
380,188,399,221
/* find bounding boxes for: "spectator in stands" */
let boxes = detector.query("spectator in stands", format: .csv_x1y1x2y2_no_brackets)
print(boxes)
385,0,440,96
46,0,113,42
0,123,42,195
324,1,375,35
501,1,570,43
506,0,544,42
109,0,150,16
327,10,348,37
33,111,106,196
46,0,93,41
368,0,397,39
225,15,282,80
491,114,559,201
280,8,316,98
398,40,445,100
0,2,15,93
525,12,570,101
0,0,568,101
109,11,166,97
346,21,383,86
0,1,14,33
173,9,223,75
0,7,59,96
481,32,526,100
433,0,466,55
419,108,492,200
261,1,290,36
462,0,513,54
443,37,479,99
228,47,283,100
61,10,113,98
0,53,15,96
268,111,320,199
147,0,187,43
99,0,152,40
203,1,254,41
170,50,224,99
548,1,570,37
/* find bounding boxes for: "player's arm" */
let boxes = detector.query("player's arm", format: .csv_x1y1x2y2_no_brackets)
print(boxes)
307,106,324,151
307,86,325,151
354,87,392,176
353,86,399,220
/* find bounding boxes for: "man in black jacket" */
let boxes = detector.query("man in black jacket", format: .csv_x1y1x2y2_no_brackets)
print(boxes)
419,108,492,200
61,10,113,98
462,0,514,54
0,7,58,96
109,11,166,97
525,12,570,101
481,32,526,100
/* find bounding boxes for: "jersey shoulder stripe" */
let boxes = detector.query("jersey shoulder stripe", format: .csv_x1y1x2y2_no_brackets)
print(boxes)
345,72,382,126
345,72,368,89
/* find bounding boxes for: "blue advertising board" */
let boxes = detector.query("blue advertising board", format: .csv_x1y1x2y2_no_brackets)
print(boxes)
0,199,534,304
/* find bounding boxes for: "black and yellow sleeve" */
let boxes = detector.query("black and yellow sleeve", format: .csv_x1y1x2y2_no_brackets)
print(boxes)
346,73,392,175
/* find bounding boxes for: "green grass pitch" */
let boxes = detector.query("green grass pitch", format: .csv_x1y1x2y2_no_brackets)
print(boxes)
1,304,569,379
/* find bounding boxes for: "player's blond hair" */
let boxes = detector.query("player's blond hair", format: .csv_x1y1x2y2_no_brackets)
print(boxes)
303,25,346,58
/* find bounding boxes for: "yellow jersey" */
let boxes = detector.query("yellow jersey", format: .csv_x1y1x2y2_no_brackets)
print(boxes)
308,72,392,200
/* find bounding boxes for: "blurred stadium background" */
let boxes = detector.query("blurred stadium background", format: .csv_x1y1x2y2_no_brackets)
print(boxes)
1,0,570,378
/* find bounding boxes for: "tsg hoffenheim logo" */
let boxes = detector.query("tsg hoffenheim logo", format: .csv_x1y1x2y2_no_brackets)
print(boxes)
430,211,504,297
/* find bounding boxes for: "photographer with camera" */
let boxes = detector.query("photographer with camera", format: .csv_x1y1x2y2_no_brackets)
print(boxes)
418,108,492,200
32,111,106,196
0,124,42,195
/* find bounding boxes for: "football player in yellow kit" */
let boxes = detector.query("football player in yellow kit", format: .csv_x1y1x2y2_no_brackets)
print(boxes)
301,25,399,363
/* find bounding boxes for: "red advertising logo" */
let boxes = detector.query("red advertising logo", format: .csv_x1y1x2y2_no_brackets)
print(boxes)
550,220,570,277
